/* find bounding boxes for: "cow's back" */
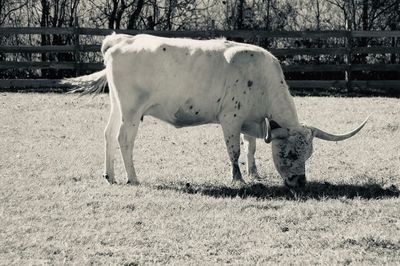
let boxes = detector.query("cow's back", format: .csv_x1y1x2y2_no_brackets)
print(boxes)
104,34,285,128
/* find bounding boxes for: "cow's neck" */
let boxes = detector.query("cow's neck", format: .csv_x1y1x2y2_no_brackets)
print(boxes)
265,88,300,129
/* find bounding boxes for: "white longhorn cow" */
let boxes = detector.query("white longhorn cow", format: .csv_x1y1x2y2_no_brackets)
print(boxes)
63,34,368,188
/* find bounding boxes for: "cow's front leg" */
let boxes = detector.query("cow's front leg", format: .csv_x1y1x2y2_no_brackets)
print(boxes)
242,134,261,181
220,117,245,184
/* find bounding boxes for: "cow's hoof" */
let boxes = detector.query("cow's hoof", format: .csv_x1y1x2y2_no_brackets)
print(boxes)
232,178,246,188
127,180,139,186
249,174,264,183
103,174,116,184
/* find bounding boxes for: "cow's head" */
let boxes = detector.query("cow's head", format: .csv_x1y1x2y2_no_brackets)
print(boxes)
265,116,369,188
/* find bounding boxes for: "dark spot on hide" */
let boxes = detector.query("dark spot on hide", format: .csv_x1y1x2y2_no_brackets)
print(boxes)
234,114,237,117
281,80,284,84
238,102,241,109
232,97,235,101
217,98,221,103
247,80,253,87
163,47,166,51
189,105,193,109
250,54,254,57
195,111,199,115
140,116,144,122
235,79,239,83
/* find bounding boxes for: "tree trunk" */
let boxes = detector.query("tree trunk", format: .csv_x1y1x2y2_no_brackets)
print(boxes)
40,0,50,62
165,0,175,30
265,0,271,30
390,0,399,64
127,0,144,29
362,0,368,30
236,0,244,30
115,0,126,29
315,0,321,30
108,0,118,29
354,0,369,67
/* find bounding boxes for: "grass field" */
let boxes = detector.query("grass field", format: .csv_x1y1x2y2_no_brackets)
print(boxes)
1,93,399,265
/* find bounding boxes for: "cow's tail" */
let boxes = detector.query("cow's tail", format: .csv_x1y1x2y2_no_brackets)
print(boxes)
61,69,108,96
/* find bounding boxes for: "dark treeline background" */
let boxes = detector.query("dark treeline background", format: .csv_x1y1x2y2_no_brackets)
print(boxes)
1,0,399,82
2,0,399,31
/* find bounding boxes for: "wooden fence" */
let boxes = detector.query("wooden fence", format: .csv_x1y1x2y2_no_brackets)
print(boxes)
0,27,400,94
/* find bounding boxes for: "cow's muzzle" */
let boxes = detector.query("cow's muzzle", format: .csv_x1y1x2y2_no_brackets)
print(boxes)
284,174,306,189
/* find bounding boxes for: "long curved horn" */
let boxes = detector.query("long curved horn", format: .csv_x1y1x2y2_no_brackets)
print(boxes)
311,115,370,141
264,118,272,143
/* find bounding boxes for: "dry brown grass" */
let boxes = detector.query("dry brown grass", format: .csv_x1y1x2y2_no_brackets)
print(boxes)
1,93,399,265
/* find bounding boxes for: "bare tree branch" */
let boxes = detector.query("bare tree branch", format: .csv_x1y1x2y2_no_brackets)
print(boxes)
0,0,29,25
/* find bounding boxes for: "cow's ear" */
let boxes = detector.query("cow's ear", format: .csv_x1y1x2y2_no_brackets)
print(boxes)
270,120,281,130
271,128,289,140
265,120,284,143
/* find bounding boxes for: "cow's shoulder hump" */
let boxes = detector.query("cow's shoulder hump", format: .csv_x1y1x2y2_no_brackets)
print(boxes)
223,44,271,65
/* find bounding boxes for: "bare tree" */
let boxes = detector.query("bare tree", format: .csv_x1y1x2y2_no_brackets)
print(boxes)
39,0,80,78
127,0,144,29
88,0,147,29
326,0,400,30
108,0,129,29
236,0,244,29
265,0,272,30
88,0,130,29
0,0,28,25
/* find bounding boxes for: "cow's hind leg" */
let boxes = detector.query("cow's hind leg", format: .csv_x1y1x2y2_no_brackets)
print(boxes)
242,134,261,181
118,109,142,185
103,90,120,184
220,116,245,185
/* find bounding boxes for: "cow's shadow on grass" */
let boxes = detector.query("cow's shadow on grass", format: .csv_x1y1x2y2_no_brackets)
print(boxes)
154,181,399,200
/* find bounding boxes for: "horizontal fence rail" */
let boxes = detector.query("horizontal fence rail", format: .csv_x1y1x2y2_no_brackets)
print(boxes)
1,61,399,72
3,27,400,37
1,79,398,93
2,45,400,56
0,27,399,95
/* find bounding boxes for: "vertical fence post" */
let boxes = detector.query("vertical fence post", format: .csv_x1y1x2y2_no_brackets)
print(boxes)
73,13,81,77
345,30,353,93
